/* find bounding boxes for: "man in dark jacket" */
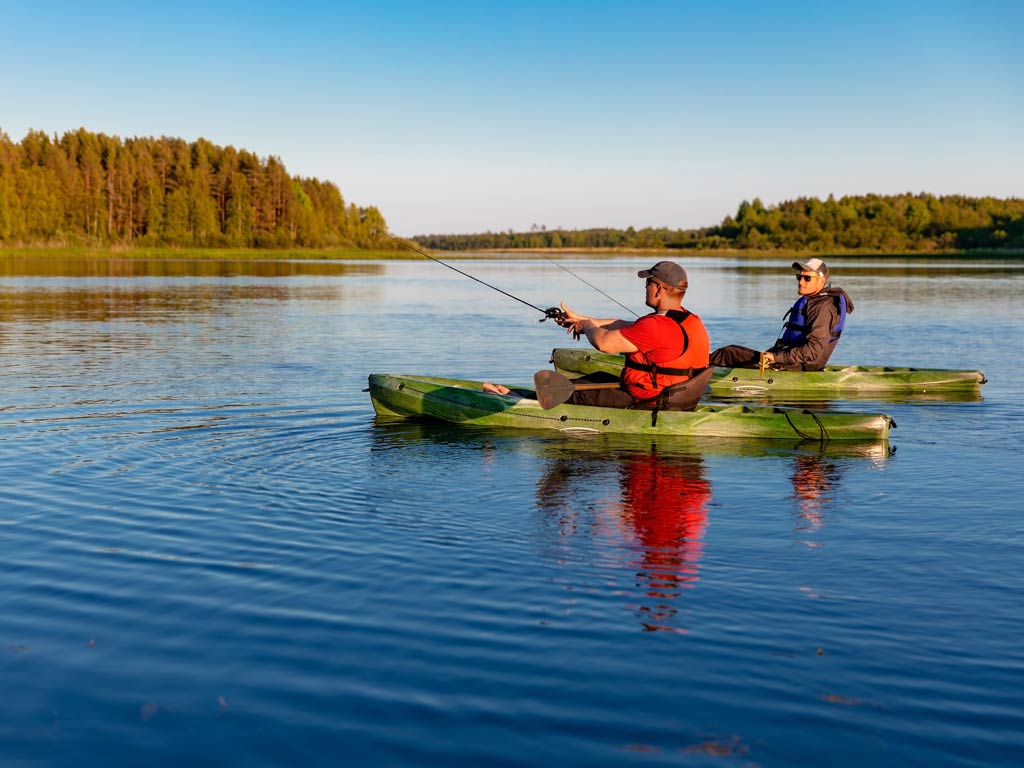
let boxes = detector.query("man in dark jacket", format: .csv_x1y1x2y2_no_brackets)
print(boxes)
709,258,853,372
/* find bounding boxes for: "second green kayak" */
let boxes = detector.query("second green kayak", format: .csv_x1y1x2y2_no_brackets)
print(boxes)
550,348,986,398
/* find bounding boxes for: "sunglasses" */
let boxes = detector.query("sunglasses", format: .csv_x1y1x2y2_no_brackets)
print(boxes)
796,274,820,282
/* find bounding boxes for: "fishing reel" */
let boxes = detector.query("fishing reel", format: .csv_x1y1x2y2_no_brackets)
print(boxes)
540,307,568,323
541,307,582,340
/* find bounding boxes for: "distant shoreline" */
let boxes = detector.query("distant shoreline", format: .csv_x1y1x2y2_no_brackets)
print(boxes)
1,245,1022,260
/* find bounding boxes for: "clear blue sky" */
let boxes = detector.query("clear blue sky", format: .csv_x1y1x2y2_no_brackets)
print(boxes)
2,0,1020,236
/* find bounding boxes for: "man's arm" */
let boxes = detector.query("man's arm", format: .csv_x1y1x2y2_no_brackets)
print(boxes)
579,322,639,354
558,302,639,354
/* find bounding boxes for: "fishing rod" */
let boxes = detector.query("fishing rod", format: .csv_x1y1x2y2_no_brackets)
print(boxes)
540,255,639,317
387,234,566,322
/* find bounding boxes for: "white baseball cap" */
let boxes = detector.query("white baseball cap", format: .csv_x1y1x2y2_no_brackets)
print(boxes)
792,258,828,277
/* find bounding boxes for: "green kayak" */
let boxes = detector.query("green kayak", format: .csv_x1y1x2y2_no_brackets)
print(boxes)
368,373,894,441
550,348,986,398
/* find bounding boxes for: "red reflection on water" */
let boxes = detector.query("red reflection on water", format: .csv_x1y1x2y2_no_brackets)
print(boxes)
617,451,710,632
537,447,711,633
790,453,842,535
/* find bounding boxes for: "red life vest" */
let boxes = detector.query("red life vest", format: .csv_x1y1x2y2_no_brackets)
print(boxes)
621,309,710,398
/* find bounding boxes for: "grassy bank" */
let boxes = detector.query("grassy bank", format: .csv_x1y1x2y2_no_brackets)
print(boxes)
2,245,1022,261
0,246,412,260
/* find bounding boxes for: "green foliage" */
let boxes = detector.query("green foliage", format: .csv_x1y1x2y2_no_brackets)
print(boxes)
0,129,388,249
414,193,1024,253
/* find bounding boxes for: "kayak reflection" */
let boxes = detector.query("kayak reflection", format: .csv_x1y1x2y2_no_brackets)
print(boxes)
369,420,893,633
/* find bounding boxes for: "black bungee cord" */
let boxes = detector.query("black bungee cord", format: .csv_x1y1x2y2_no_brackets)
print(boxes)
784,408,830,444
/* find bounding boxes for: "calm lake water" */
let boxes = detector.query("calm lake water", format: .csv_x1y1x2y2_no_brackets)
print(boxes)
2,253,1022,767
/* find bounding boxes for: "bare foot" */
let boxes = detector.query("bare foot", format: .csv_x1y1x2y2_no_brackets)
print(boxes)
482,382,511,395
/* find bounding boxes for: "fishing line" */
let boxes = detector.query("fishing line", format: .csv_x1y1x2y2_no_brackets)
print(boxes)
387,234,564,321
540,255,639,317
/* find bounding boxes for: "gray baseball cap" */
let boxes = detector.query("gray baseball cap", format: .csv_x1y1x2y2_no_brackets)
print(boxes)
637,261,688,288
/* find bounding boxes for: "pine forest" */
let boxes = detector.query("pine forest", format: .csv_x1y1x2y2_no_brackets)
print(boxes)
0,129,388,249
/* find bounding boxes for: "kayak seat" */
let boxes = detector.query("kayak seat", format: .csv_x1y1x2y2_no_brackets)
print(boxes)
629,366,716,426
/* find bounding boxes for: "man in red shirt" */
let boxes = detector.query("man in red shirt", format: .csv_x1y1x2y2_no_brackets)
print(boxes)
554,261,710,407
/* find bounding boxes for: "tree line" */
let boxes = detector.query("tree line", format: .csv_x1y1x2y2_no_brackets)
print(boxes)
4,129,1021,255
413,193,1024,252
0,129,388,248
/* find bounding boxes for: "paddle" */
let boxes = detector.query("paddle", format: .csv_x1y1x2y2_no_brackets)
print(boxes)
533,370,621,410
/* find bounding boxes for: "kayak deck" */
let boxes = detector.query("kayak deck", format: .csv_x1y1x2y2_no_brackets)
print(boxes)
368,373,894,442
